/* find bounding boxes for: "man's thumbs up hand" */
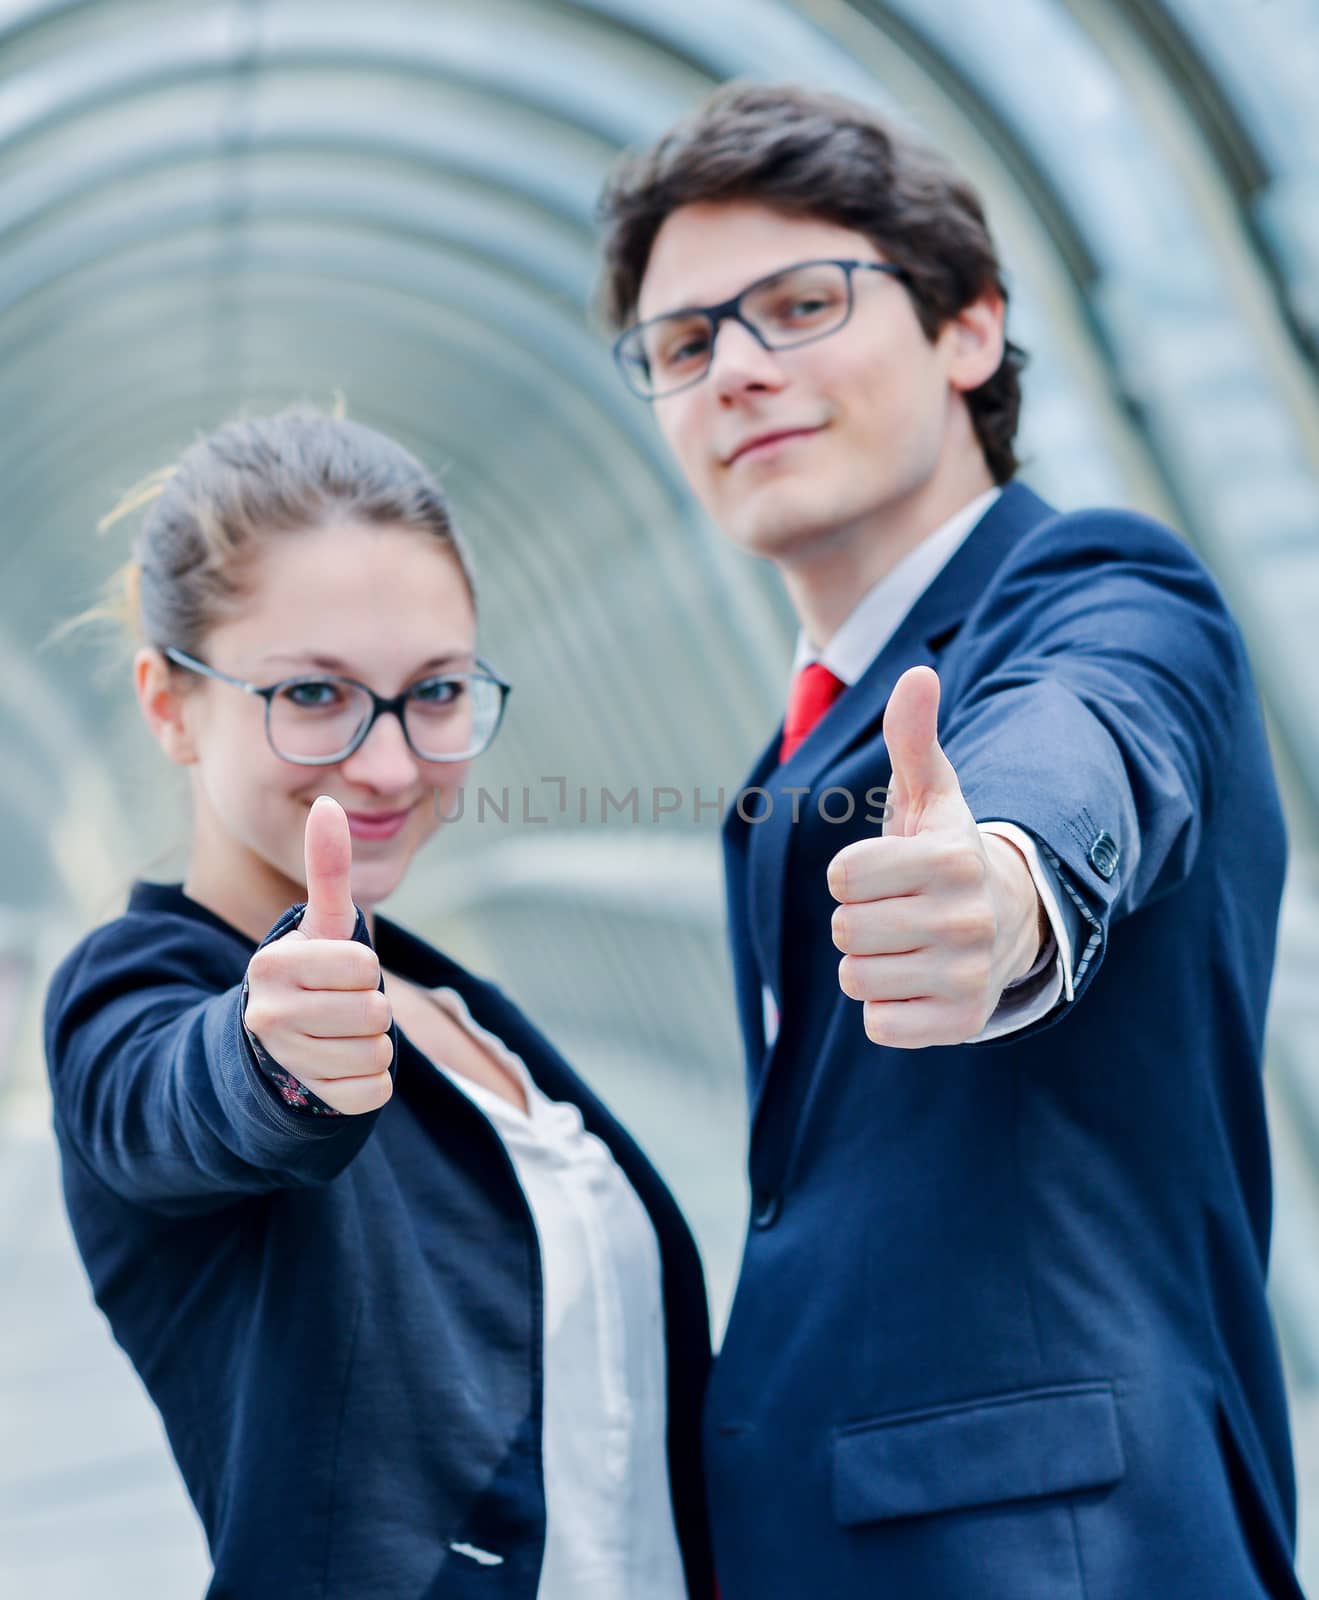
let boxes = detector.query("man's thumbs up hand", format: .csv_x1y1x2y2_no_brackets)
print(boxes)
241,796,395,1114
880,663,969,840
827,667,1045,1049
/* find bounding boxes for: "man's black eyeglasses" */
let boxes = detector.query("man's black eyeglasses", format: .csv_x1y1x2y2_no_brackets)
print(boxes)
613,257,911,400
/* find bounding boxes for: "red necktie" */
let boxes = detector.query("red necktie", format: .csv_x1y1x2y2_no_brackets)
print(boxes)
779,661,846,764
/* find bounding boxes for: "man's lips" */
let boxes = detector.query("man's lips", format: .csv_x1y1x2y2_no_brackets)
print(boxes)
724,424,824,466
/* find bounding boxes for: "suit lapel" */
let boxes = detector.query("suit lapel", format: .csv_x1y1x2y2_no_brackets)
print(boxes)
723,731,782,1066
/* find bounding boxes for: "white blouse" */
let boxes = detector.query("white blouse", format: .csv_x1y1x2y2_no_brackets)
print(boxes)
426,986,689,1600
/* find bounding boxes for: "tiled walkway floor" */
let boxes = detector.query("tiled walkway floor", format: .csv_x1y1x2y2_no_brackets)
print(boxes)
0,1112,209,1597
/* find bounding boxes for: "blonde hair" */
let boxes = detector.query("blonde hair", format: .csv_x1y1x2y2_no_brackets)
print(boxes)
71,407,474,654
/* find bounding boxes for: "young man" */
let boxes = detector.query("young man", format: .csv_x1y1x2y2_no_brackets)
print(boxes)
597,83,1303,1599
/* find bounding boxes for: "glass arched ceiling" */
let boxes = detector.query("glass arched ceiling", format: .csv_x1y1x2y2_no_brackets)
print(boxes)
1139,0,1319,345
4,0,1319,1335
6,11,1319,1581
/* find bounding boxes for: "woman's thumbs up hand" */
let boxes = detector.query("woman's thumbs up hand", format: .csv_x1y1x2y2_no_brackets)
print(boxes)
242,796,395,1114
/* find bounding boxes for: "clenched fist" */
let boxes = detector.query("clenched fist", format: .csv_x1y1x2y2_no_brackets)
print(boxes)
242,795,395,1114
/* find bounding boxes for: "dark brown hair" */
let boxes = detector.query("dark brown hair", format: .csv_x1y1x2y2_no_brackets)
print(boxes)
82,407,475,657
597,82,1025,483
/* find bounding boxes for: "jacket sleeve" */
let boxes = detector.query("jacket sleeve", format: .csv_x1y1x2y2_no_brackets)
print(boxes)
942,507,1269,1020
44,903,397,1215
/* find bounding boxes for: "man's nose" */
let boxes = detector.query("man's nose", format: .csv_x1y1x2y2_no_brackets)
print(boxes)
708,317,787,398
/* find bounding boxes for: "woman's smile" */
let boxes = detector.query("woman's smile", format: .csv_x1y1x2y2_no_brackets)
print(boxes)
341,804,415,842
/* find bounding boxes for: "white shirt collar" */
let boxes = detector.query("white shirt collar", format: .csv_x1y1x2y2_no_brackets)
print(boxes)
792,486,1002,686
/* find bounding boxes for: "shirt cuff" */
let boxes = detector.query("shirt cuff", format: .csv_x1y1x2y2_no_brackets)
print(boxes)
971,821,1079,1042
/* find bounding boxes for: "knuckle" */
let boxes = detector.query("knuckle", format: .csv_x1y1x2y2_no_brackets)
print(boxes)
838,955,861,999
944,906,995,949
373,1034,395,1072
953,955,993,998
244,1016,272,1050
331,943,372,985
336,1072,394,1116
339,946,372,983
831,907,850,950
247,947,278,984
940,841,984,889
243,998,275,1038
862,1002,892,1046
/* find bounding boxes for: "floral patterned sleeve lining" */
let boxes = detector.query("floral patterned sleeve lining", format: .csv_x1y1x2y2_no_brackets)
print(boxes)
239,967,344,1118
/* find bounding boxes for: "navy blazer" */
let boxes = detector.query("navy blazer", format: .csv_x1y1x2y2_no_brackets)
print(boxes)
45,882,713,1600
706,483,1302,1599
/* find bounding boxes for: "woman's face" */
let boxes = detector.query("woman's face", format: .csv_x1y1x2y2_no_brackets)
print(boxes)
138,521,479,932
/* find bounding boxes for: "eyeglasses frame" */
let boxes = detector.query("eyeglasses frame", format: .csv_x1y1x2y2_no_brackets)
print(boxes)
161,645,512,766
612,257,913,400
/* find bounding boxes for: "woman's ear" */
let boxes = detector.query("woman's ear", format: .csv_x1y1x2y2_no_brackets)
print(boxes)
134,648,199,766
943,287,1007,393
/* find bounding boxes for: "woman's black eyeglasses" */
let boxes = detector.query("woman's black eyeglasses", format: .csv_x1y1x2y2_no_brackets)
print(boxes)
162,646,511,766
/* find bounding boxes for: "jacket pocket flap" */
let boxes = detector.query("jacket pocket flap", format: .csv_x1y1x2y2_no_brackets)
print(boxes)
832,1381,1125,1526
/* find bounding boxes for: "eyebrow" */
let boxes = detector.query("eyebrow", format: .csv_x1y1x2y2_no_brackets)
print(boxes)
261,651,474,676
644,256,889,321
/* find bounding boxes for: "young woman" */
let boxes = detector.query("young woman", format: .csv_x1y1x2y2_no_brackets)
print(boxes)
43,410,713,1600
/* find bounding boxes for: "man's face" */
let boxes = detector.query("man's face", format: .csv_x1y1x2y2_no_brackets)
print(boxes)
636,201,993,562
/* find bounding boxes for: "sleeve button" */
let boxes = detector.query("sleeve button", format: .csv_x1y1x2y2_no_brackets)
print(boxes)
1088,831,1119,881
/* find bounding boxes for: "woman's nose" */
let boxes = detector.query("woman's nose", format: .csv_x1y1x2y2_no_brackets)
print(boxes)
338,709,420,791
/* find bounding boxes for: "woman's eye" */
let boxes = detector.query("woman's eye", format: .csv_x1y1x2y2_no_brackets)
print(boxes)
284,680,343,710
411,677,463,706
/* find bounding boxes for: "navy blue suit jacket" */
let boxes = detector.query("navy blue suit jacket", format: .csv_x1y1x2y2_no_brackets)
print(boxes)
45,884,713,1600
705,484,1302,1598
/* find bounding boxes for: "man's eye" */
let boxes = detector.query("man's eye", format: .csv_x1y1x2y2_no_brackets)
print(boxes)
656,328,710,369
773,292,837,323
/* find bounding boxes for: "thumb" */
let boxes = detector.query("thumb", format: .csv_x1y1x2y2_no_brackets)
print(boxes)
882,666,965,836
299,795,358,940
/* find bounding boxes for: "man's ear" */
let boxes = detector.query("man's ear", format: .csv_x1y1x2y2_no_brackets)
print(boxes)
134,648,199,766
942,287,1006,394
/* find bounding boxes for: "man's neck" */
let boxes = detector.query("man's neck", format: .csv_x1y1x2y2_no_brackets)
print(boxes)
780,456,996,651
